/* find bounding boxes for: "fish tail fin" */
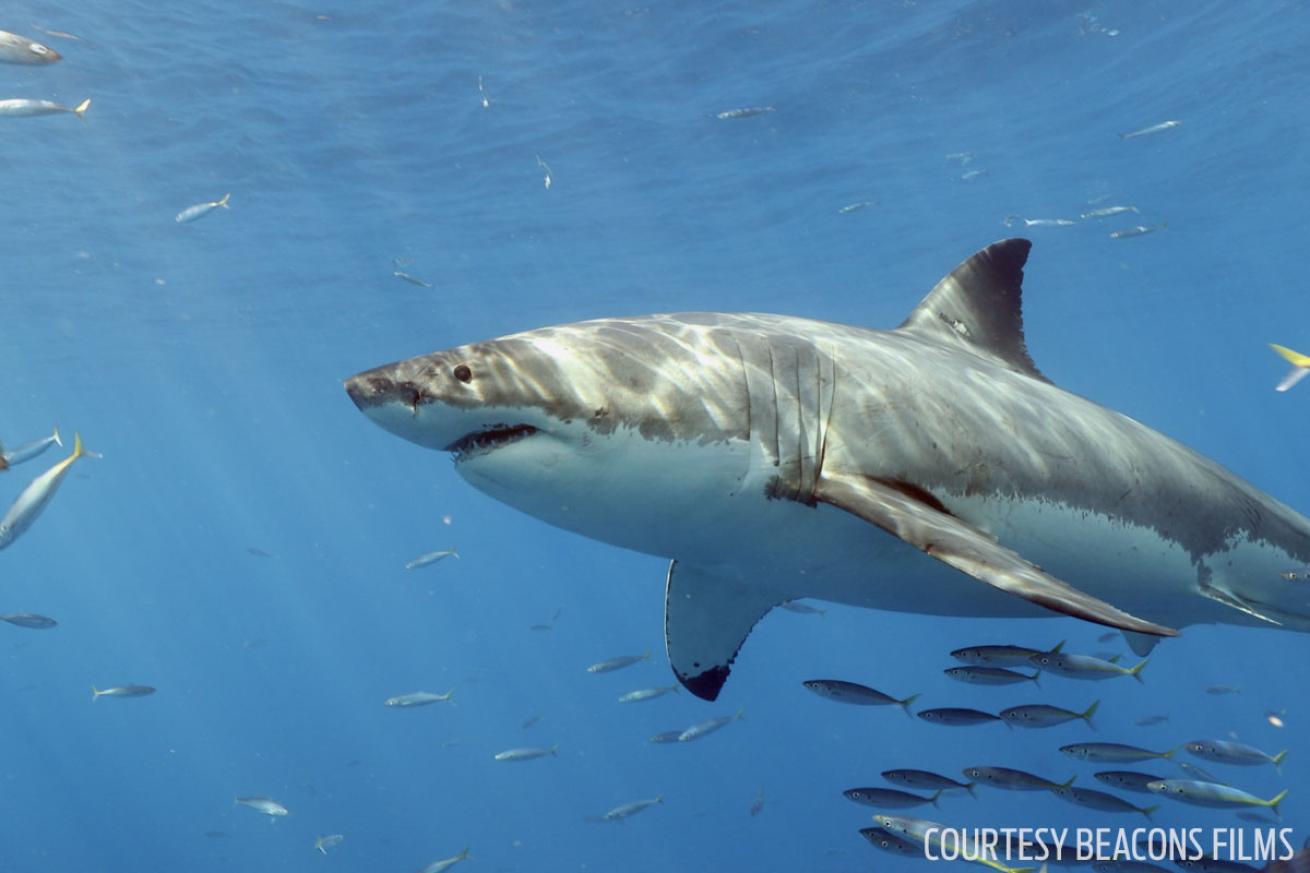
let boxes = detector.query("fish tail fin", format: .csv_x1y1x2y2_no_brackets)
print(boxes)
218,193,231,208
450,548,460,559
71,432,85,461
51,426,62,448
1162,746,1179,759
1129,658,1149,682
655,794,664,803
1273,749,1288,773
930,789,943,809
965,781,977,798
1268,789,1289,814
1056,776,1076,790
73,98,90,117
91,685,100,701
1270,344,1310,367
549,744,558,756
641,650,652,662
443,689,456,706
1276,366,1310,392
735,707,746,721
1082,700,1100,728
1029,671,1041,687
1142,804,1160,822
459,847,471,861
899,693,921,716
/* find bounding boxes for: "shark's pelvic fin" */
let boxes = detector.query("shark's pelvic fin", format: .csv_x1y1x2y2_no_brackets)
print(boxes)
815,471,1179,638
664,561,782,701
1123,631,1162,658
897,238,1050,384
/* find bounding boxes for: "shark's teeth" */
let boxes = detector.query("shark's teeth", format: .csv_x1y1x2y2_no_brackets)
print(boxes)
445,424,538,459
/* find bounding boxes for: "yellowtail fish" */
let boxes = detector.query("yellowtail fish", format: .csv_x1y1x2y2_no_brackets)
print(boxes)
860,827,921,858
1184,739,1287,770
1030,651,1148,681
999,700,1099,728
617,685,678,703
678,708,743,742
0,97,89,117
493,745,557,761
1081,205,1139,219
394,270,433,288
1146,779,1288,813
802,679,919,711
749,786,765,817
962,766,1072,792
419,847,469,873
1120,119,1182,140
716,105,775,120
384,690,453,707
0,433,88,550
842,786,941,809
586,651,651,673
599,796,663,821
92,684,156,700
951,641,1063,666
403,548,458,570
175,193,230,223
235,795,289,816
873,815,1033,873
945,666,1040,686
1270,344,1310,392
837,201,875,214
883,769,976,796
1060,742,1175,763
917,707,1001,726
314,834,344,854
0,30,60,64
0,612,58,629
1053,783,1158,819
1,426,61,468
1094,770,1165,793
1109,223,1166,239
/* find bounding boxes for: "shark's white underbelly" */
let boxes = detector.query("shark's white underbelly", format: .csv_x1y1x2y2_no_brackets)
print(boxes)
461,428,1294,630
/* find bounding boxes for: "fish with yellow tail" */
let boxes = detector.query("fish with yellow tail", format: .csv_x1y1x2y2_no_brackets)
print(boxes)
0,97,89,118
175,193,231,224
419,847,469,873
0,433,88,550
1270,344,1310,392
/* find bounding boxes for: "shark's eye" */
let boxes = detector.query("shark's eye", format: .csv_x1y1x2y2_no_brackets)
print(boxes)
453,364,473,383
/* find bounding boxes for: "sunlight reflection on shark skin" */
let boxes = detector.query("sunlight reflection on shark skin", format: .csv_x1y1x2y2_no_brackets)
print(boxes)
346,239,1310,701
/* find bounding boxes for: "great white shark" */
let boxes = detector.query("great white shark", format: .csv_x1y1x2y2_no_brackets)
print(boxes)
345,239,1310,701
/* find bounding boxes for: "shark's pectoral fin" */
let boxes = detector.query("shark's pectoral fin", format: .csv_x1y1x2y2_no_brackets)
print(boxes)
664,561,781,702
815,471,1179,638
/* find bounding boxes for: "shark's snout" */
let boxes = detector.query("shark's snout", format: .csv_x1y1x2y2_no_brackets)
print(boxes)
344,368,424,412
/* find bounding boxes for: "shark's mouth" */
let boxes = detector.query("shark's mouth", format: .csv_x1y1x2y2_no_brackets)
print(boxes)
445,424,539,460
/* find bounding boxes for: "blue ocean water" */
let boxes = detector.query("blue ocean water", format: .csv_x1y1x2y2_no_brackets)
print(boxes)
2,0,1308,870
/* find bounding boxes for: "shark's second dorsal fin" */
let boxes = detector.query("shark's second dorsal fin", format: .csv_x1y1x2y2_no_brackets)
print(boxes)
897,238,1050,383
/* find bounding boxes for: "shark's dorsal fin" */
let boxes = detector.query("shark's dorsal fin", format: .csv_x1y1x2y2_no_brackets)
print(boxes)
898,238,1050,383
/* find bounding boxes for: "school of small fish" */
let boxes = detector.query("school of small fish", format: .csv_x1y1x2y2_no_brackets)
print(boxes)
807,636,1295,869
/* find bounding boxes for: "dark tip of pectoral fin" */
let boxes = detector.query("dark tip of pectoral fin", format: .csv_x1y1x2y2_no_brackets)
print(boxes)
664,560,783,702
678,664,732,702
816,471,1179,639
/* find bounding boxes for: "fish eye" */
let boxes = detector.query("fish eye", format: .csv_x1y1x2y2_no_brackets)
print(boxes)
453,364,473,383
